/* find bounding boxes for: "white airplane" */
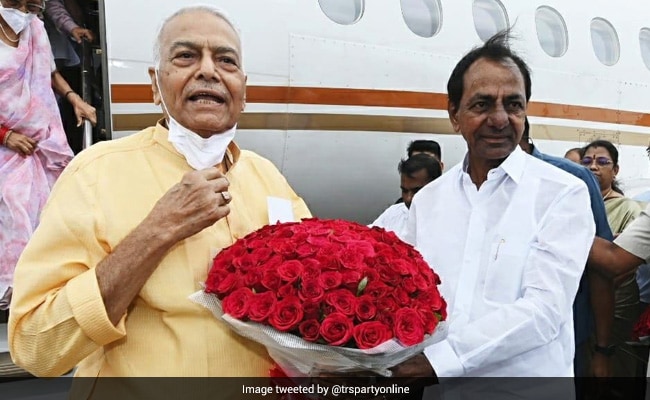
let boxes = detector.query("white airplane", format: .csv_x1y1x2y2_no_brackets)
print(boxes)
76,0,650,224
1,0,650,383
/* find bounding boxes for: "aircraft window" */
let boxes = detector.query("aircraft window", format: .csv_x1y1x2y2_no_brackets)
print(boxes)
318,0,364,25
472,0,509,42
590,18,620,66
400,0,442,38
535,6,568,57
641,28,650,71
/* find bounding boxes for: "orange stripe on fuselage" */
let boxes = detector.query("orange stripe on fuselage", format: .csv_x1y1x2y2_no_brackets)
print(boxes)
110,84,650,127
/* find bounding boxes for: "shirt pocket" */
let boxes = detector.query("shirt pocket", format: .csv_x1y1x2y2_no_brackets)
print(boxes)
482,239,528,304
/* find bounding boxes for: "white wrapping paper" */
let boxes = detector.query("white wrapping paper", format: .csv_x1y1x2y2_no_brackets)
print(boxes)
190,290,448,377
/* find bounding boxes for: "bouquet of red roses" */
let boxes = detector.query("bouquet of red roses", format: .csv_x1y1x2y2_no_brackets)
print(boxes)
190,218,447,376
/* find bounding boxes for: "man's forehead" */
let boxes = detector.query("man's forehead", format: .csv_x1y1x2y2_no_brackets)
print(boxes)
463,58,525,93
160,11,240,50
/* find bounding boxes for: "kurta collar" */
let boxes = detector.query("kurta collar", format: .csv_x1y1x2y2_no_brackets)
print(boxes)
461,145,526,185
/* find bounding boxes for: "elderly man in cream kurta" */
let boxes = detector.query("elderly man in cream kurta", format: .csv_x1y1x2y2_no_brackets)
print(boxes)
8,5,311,395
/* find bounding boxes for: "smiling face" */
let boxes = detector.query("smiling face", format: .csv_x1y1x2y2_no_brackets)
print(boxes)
449,57,527,170
148,10,247,138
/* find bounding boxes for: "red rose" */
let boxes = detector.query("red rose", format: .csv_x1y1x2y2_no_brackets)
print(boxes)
302,301,321,320
269,297,304,332
296,243,317,257
299,279,325,303
394,308,425,346
355,295,377,321
277,260,304,283
261,270,282,291
205,269,228,296
346,240,376,258
364,281,390,298
376,264,401,286
319,271,342,290
242,268,262,289
353,321,393,349
341,270,362,290
402,277,417,294
251,247,273,263
248,291,277,322
415,307,438,334
222,287,253,319
208,271,240,297
299,319,321,342
339,249,364,270
320,312,354,346
278,283,298,299
232,253,259,272
376,296,398,314
325,289,357,316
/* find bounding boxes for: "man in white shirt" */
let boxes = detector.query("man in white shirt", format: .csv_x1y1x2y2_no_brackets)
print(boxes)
391,31,595,380
371,154,441,239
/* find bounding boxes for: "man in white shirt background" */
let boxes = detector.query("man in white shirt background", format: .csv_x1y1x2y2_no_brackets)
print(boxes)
390,30,595,387
371,154,441,239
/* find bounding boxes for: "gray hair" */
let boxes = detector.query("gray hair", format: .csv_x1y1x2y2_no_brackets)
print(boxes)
152,5,243,68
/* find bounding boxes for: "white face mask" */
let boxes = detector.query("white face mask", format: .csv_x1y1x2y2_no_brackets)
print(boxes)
155,68,236,170
0,6,33,35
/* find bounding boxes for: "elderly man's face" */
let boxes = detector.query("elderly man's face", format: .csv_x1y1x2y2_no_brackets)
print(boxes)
149,11,246,137
449,57,526,162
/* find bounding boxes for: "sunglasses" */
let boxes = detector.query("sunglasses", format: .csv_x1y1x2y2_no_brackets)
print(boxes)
581,156,613,167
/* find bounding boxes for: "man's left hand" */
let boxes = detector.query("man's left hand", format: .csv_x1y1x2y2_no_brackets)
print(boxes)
390,354,436,379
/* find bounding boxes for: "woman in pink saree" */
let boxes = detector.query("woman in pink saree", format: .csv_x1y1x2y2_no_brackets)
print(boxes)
0,0,96,308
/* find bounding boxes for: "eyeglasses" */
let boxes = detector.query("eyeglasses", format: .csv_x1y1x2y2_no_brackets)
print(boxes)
581,156,613,167
2,0,44,14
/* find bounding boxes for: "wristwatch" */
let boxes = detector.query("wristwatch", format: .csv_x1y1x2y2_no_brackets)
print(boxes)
593,344,616,356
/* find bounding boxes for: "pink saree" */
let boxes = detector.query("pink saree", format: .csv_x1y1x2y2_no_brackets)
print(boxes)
0,17,73,307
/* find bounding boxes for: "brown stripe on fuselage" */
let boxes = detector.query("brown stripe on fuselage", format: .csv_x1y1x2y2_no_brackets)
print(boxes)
110,84,650,128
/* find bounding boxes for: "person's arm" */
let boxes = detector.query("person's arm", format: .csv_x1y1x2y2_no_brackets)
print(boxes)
9,166,231,376
588,270,615,377
584,170,616,377
50,70,97,126
98,169,231,324
589,237,644,279
45,0,82,38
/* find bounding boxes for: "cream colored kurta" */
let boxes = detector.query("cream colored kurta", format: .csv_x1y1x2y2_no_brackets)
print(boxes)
8,123,311,382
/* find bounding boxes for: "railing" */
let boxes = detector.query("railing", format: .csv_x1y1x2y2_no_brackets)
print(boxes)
81,39,93,150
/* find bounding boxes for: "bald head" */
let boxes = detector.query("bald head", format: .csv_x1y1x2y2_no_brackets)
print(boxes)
153,5,243,68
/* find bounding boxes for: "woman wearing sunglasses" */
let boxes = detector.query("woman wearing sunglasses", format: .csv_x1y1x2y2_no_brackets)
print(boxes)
582,139,645,379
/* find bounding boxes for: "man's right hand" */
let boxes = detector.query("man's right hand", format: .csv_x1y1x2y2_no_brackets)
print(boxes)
145,167,232,245
5,130,38,157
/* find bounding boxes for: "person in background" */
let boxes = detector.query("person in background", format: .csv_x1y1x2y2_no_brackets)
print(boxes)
407,139,443,169
0,0,96,310
44,0,94,153
582,139,645,383
394,140,444,205
589,205,650,382
8,5,310,397
519,120,615,381
565,147,583,164
371,154,441,240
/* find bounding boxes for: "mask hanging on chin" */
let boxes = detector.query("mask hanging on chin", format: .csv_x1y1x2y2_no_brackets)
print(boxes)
0,6,33,35
155,68,236,170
